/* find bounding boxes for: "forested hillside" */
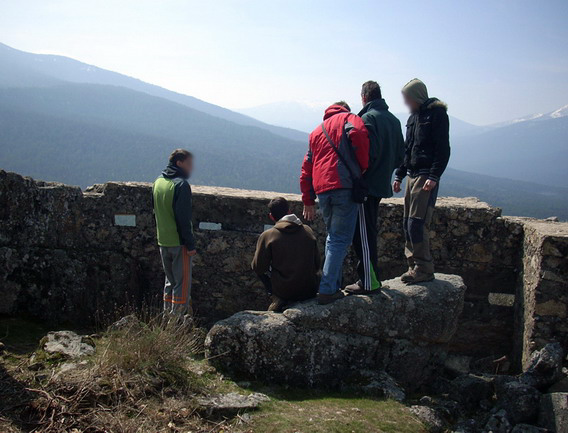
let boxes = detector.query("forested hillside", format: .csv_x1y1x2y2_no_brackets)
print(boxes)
0,85,306,192
1,43,567,220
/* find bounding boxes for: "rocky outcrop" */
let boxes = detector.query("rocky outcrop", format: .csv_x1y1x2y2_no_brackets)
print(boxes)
196,392,270,419
521,343,564,389
205,274,466,390
42,331,95,358
496,381,541,424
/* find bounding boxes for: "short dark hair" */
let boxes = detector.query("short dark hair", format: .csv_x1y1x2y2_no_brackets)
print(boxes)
334,101,351,112
361,81,382,102
268,197,289,221
169,149,193,165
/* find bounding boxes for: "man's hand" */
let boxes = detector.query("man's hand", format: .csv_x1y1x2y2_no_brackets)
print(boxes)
423,179,437,191
187,249,197,256
303,205,316,221
393,180,402,193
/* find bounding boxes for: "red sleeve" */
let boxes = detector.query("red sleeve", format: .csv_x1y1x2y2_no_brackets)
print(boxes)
348,115,370,172
300,136,316,206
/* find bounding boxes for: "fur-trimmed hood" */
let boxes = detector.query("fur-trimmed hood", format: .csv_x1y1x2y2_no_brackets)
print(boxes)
423,97,448,111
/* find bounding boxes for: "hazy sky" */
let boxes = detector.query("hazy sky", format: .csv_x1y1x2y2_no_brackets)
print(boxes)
2,0,567,125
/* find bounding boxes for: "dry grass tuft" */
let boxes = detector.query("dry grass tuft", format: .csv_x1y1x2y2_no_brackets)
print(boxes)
97,316,205,395
3,315,227,433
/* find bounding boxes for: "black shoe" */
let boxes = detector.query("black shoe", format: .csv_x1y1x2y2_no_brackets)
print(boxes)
317,290,345,305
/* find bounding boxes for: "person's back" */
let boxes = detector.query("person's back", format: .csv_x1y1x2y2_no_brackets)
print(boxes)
302,104,369,199
359,98,405,199
300,101,369,304
393,78,450,284
344,82,405,295
153,149,196,317
252,198,320,311
255,215,320,300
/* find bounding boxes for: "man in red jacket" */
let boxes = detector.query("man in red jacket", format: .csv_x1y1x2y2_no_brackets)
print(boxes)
300,101,370,304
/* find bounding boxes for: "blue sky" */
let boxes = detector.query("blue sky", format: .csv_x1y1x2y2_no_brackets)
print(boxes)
1,0,567,125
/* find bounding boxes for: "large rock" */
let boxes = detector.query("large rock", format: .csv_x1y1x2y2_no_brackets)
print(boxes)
410,405,447,432
539,393,568,433
196,392,270,419
483,410,512,433
205,274,466,389
42,331,95,358
450,374,495,409
521,343,564,390
341,370,406,401
496,381,541,424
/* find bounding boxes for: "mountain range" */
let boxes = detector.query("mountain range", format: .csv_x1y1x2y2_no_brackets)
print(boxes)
0,42,566,220
240,100,568,189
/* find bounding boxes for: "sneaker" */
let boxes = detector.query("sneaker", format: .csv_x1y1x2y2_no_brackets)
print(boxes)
268,295,287,312
317,290,345,305
402,269,435,285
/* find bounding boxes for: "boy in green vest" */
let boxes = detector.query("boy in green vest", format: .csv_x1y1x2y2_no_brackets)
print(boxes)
153,149,196,317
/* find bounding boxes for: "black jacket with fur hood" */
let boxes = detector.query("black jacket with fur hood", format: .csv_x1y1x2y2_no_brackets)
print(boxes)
395,98,450,183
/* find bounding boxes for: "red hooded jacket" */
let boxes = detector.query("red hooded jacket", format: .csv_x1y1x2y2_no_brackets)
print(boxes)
300,105,370,205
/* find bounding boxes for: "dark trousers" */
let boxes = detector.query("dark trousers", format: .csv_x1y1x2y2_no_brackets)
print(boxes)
259,273,272,294
257,273,319,301
352,196,381,290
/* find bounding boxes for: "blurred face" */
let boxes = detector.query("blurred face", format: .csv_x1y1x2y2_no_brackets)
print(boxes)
361,92,367,106
403,92,420,112
176,156,193,177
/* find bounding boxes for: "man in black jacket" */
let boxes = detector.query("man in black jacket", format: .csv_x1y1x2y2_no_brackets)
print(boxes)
393,79,450,284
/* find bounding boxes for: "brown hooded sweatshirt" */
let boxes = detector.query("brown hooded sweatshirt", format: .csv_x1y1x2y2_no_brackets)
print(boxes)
251,214,321,301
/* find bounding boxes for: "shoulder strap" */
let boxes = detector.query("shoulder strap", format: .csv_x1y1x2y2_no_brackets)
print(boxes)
321,121,356,178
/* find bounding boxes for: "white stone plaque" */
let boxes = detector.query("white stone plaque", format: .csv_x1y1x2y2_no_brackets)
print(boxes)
114,214,136,227
199,222,222,231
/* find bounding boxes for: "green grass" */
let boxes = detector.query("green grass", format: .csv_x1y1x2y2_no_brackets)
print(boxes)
0,318,427,433
248,389,426,433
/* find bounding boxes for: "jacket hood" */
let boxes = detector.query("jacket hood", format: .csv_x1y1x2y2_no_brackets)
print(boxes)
422,97,448,111
402,78,429,105
359,98,389,116
323,104,350,120
162,163,189,179
274,214,303,233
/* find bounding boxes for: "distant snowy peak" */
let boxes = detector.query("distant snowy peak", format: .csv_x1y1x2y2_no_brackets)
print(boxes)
509,113,545,124
490,105,567,128
500,104,568,126
550,104,568,119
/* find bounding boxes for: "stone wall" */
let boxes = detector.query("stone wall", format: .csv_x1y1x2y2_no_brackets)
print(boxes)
1,170,567,368
514,219,568,369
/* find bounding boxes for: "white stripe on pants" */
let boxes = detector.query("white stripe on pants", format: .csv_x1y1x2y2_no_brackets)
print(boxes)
358,204,371,291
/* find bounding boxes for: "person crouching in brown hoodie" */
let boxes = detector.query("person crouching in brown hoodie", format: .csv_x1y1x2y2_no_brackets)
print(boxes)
251,197,321,312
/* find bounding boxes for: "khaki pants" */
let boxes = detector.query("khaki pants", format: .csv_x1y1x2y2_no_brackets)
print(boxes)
403,175,439,274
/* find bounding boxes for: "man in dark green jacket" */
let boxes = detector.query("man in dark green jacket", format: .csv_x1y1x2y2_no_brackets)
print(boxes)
345,81,405,294
153,149,196,318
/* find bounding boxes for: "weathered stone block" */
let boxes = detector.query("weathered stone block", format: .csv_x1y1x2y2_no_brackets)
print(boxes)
539,393,568,433
205,274,466,389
